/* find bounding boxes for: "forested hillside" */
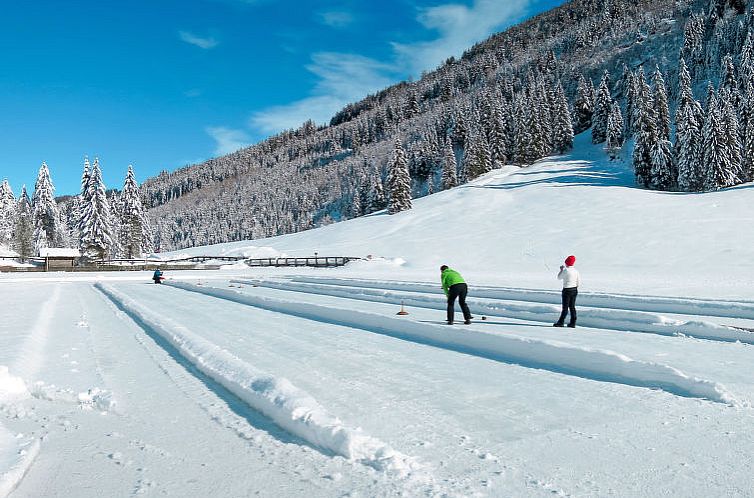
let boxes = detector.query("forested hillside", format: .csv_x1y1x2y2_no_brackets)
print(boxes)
96,0,754,250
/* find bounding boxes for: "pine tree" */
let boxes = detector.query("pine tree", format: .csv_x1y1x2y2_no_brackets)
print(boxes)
624,70,638,138
0,180,17,249
552,81,574,153
652,66,671,142
632,68,657,187
80,158,115,258
650,139,674,190
702,93,737,190
32,162,64,254
592,71,611,144
745,82,754,180
441,137,458,190
14,186,33,261
606,102,624,159
118,165,153,258
676,104,704,191
573,74,594,134
488,98,509,166
722,96,743,182
387,139,412,214
366,170,386,213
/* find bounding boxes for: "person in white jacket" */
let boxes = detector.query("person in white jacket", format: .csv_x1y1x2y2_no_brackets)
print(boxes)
554,255,580,328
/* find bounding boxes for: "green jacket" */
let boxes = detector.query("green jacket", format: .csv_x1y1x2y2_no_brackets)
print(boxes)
441,268,465,296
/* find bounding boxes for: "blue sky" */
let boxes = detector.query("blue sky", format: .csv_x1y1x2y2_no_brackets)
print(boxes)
0,0,565,196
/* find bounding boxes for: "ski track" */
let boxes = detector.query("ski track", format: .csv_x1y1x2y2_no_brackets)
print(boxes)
10,284,61,383
94,282,431,485
237,277,754,345
167,280,743,407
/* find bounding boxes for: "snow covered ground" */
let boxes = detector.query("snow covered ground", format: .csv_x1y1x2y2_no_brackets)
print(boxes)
2,136,754,496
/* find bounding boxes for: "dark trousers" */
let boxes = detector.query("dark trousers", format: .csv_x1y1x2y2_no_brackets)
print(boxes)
447,283,472,323
556,287,578,325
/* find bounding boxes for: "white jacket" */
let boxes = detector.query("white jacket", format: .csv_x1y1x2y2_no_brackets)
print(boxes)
557,266,580,289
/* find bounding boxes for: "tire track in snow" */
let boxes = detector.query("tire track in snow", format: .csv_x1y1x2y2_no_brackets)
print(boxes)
239,278,754,345
94,283,430,484
169,280,745,407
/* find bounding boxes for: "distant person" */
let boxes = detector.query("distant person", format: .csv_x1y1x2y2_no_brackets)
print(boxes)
440,265,472,325
153,268,164,284
554,255,580,328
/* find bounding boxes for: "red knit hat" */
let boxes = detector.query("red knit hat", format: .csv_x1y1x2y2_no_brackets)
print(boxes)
565,255,576,267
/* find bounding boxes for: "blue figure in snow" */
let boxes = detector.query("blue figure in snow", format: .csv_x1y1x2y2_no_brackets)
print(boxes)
153,268,164,284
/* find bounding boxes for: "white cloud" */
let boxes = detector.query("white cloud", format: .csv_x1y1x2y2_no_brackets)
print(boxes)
179,31,219,49
393,0,530,75
206,126,252,155
218,0,531,146
318,10,354,28
249,52,396,134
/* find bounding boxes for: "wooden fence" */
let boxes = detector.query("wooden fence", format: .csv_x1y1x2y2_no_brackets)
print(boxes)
1,255,361,272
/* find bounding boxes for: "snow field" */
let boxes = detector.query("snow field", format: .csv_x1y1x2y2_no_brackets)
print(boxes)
94,283,427,480
166,280,742,406
237,277,754,344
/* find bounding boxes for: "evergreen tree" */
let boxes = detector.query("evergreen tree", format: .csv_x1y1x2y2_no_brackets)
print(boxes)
573,74,594,134
80,158,116,258
722,97,743,181
0,180,16,249
745,82,754,180
676,104,704,191
623,70,638,137
552,81,574,153
119,165,153,258
650,139,674,190
632,68,657,187
652,66,671,141
13,186,33,261
702,93,737,190
592,71,611,144
488,98,509,166
366,170,386,213
606,102,624,159
387,139,412,214
32,162,64,254
441,137,458,190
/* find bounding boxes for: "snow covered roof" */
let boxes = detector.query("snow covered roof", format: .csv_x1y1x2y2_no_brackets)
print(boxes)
38,248,81,258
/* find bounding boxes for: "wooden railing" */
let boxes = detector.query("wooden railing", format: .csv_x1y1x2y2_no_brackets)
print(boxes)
1,255,362,272
244,256,361,268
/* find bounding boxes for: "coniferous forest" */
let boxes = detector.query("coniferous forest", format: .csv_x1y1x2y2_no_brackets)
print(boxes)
0,0,752,255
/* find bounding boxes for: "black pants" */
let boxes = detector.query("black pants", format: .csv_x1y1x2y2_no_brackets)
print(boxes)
556,287,578,325
447,283,472,323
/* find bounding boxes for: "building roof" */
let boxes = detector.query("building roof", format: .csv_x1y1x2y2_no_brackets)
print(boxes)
38,248,81,258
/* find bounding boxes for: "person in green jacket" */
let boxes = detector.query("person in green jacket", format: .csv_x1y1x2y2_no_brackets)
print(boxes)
441,265,472,325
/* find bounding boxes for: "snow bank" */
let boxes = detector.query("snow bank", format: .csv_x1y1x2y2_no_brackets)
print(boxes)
259,278,754,344
0,367,28,403
0,368,37,498
169,281,744,407
0,428,39,498
94,283,424,477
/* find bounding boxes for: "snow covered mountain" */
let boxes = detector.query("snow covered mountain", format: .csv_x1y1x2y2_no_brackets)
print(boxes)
142,0,754,252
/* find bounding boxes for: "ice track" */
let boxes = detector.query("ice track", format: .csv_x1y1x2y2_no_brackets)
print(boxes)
166,280,743,406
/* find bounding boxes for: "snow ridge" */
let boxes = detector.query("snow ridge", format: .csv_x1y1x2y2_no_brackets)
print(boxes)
253,278,754,344
169,281,744,407
94,283,426,479
0,432,40,498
